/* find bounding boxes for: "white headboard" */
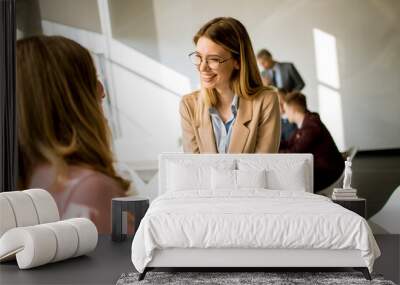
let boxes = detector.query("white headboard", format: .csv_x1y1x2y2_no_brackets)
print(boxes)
158,153,313,195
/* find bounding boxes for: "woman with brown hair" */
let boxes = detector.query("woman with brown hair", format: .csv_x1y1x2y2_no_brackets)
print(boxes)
16,35,130,233
180,17,281,153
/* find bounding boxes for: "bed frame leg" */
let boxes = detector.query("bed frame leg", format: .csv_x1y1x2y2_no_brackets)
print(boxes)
138,268,148,281
354,267,371,280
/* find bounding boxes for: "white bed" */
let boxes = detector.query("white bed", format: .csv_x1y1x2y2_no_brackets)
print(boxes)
131,153,380,280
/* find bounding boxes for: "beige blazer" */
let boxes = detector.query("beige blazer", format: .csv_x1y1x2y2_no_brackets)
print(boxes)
179,89,281,153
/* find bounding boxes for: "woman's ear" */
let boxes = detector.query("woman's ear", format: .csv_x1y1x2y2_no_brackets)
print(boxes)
234,59,240,70
97,80,106,99
283,102,289,114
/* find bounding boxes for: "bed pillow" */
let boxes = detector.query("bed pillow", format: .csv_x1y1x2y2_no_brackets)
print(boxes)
211,169,267,190
266,165,307,191
211,168,236,190
167,160,235,191
237,159,309,191
236,169,267,189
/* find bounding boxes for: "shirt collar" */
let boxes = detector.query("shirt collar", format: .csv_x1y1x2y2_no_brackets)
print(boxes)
209,95,239,116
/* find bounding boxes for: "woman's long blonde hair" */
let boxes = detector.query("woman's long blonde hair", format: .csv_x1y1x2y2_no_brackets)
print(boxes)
193,17,273,107
17,35,130,191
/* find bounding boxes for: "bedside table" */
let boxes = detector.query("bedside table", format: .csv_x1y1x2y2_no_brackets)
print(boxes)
111,196,149,242
332,197,366,218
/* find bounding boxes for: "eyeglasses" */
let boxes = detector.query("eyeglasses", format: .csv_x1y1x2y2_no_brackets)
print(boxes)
188,52,233,70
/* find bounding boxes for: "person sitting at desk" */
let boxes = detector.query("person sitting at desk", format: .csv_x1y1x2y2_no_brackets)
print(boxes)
279,92,344,192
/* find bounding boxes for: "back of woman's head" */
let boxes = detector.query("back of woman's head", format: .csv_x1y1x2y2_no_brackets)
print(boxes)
194,17,270,106
17,35,129,190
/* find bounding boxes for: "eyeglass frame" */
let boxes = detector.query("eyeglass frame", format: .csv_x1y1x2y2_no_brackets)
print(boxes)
188,51,234,70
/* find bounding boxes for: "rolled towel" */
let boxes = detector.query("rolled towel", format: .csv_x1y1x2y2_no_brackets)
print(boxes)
0,196,17,237
24,189,60,224
42,220,79,262
64,218,98,257
0,192,39,228
0,226,57,268
0,189,60,238
0,218,98,269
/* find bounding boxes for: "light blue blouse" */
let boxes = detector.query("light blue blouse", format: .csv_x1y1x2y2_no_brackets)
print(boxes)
208,95,238,153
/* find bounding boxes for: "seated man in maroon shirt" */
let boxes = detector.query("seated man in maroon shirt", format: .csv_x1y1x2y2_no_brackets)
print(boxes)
279,92,344,193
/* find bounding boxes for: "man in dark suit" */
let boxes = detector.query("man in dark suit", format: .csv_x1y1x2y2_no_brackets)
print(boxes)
257,49,305,92
279,92,344,193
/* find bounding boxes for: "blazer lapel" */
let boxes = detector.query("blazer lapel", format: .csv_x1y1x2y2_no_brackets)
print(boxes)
228,97,252,153
196,103,217,153
280,62,289,89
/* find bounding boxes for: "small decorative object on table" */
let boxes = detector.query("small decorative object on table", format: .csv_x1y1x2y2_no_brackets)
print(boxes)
332,156,358,200
112,196,149,242
331,156,365,217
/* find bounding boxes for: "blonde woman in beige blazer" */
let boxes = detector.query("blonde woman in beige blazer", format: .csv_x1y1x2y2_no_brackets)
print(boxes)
180,17,281,154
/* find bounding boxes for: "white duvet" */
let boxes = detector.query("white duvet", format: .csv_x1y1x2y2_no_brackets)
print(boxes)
131,190,380,273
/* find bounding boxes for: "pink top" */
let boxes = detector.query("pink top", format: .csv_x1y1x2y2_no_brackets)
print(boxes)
29,164,126,234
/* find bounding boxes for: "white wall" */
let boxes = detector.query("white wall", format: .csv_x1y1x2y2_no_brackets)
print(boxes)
108,0,160,61
39,0,102,33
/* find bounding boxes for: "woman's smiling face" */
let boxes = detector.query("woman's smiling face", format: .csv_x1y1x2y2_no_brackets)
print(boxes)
195,37,239,90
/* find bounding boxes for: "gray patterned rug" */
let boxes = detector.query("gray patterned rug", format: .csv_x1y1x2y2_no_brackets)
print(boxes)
116,271,396,285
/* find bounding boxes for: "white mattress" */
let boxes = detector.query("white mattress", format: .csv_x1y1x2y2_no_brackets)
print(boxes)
131,190,380,273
